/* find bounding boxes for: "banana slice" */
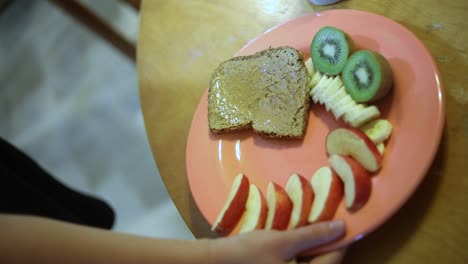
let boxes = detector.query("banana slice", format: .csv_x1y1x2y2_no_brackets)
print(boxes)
343,104,365,123
311,76,333,103
315,76,339,105
325,87,347,111
318,76,343,105
348,106,380,128
376,142,385,155
310,74,328,94
331,95,356,119
360,119,393,144
305,58,315,76
309,71,323,88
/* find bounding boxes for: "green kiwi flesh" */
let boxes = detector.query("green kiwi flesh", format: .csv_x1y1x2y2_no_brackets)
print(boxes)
342,50,393,103
311,26,352,75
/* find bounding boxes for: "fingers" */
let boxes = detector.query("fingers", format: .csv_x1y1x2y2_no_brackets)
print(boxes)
283,220,345,258
308,248,347,264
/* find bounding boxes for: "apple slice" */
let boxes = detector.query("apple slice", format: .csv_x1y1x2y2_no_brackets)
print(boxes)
265,182,293,230
308,166,344,223
285,174,314,229
326,128,382,172
376,142,385,155
329,155,372,211
239,184,268,233
211,173,249,234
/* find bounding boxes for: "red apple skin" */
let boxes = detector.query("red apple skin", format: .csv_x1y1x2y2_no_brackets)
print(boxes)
255,189,268,230
211,174,250,235
296,175,315,227
347,128,383,165
326,128,383,172
317,173,343,221
309,168,344,223
286,174,315,229
335,155,372,211
267,182,293,230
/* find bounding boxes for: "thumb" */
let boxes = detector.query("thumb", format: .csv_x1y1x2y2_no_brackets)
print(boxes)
282,220,345,259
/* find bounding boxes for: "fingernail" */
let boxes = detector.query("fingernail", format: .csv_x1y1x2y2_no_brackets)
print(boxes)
329,220,345,233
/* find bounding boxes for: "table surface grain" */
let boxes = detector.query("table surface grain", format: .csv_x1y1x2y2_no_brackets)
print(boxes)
137,1,468,263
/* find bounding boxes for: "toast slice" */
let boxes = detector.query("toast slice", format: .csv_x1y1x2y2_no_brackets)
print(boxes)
208,47,310,138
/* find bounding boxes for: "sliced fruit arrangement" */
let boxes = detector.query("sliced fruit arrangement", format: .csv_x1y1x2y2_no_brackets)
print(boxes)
306,58,381,128
323,124,394,211
309,26,393,105
211,122,393,235
212,125,390,234
329,154,372,211
326,128,382,172
306,25,394,130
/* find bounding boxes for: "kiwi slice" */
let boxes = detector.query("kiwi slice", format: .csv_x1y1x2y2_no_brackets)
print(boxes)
342,50,393,103
311,26,353,75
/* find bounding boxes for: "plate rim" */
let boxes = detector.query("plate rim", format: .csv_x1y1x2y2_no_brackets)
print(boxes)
185,9,445,253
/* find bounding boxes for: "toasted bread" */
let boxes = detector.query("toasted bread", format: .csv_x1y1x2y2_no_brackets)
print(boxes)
208,47,310,138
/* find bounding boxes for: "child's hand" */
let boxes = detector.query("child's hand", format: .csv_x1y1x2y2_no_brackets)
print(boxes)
208,220,346,264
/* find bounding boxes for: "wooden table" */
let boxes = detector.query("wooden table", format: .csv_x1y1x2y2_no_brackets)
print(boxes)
137,1,468,263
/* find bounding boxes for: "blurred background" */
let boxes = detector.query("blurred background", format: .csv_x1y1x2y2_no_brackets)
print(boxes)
0,0,193,239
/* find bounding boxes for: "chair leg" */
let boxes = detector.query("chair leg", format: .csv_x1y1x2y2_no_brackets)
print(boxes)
49,0,136,62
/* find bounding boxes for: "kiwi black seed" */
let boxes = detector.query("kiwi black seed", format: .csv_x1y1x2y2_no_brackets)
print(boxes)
310,26,353,75
342,50,393,103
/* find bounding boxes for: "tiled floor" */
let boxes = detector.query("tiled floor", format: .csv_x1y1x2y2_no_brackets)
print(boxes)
0,0,193,240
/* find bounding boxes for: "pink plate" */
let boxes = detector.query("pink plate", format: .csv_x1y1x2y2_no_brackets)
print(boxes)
186,10,444,253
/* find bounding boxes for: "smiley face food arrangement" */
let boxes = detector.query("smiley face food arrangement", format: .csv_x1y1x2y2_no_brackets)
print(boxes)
208,26,394,234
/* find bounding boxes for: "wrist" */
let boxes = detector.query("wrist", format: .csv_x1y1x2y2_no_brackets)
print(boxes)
203,239,217,264
204,237,242,264
206,238,230,264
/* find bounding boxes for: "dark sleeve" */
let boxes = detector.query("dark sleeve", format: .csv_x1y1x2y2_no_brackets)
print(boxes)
0,137,115,229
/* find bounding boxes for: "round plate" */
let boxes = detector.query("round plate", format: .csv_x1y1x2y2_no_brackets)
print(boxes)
186,10,444,253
